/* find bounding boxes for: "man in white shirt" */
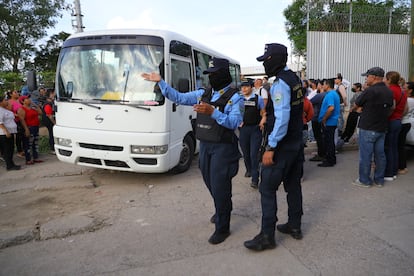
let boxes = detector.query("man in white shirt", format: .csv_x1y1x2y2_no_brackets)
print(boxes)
306,79,318,100
253,78,268,108
335,74,348,136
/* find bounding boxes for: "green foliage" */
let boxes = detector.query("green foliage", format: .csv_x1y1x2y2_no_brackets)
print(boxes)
284,0,411,56
38,71,57,88
34,31,70,73
283,0,308,56
0,71,24,91
32,31,70,88
38,134,51,153
0,0,68,72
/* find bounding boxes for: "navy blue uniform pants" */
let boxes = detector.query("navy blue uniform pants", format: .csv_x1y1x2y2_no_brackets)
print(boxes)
259,148,304,235
199,141,240,233
239,125,262,183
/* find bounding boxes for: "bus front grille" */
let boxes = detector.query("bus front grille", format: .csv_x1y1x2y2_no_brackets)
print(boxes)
104,160,129,168
78,157,130,168
79,143,123,151
79,157,102,165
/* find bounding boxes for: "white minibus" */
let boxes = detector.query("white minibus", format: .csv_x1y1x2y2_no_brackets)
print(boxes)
53,29,241,173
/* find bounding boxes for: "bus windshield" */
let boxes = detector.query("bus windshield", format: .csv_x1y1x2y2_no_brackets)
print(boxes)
57,44,165,106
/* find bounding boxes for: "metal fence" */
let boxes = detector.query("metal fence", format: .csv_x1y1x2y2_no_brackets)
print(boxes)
306,31,409,105
306,1,410,34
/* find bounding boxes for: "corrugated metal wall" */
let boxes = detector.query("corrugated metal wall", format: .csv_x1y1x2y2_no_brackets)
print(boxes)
307,31,409,90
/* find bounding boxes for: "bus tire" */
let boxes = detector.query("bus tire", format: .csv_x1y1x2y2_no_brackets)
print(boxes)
171,135,195,174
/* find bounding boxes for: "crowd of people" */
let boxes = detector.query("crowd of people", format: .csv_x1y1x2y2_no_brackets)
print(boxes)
303,70,413,185
0,87,56,171
2,44,413,253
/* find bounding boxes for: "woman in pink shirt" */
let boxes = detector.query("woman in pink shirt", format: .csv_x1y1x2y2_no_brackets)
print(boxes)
8,90,29,157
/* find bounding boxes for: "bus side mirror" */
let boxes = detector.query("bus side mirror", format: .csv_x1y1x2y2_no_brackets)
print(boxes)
67,82,73,97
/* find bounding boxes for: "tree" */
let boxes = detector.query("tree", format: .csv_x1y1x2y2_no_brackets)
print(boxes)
0,0,68,73
284,0,410,57
34,31,70,72
0,71,24,91
283,0,308,57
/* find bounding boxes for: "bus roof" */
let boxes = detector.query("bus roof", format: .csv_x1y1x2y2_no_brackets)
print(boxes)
65,29,240,65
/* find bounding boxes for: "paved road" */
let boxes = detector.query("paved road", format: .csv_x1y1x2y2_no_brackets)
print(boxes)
0,145,413,276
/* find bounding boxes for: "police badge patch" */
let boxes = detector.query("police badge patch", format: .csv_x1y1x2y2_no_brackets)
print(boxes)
273,93,282,105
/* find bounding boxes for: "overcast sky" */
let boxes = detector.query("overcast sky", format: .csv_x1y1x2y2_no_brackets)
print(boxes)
49,0,293,67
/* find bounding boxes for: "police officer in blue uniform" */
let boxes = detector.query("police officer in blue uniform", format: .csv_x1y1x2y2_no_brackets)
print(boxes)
239,80,266,188
142,57,243,245
244,43,305,251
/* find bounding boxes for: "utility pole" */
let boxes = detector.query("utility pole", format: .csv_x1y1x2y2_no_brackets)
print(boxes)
410,0,414,81
349,0,352,33
71,0,84,33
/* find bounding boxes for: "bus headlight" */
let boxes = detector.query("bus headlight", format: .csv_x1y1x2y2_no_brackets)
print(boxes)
131,145,168,154
55,137,72,147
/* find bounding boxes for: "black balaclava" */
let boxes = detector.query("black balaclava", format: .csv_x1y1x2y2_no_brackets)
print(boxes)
263,54,288,77
208,68,232,91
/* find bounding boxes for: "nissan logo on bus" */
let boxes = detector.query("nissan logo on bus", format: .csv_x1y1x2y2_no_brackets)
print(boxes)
95,115,104,123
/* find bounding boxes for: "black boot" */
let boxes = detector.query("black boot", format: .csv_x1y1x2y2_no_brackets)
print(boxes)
208,230,230,244
210,214,216,224
244,232,276,251
276,223,303,240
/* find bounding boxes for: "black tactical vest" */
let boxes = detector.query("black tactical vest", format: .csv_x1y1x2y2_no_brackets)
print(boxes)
264,88,275,133
243,94,261,126
195,87,238,143
274,69,304,151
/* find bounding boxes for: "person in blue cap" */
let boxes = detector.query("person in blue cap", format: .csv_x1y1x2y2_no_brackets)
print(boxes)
244,43,305,251
142,57,243,245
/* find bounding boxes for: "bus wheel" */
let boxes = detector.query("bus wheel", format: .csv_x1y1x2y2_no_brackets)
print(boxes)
171,135,194,174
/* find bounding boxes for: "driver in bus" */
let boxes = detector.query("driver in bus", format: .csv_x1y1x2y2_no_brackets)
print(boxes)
142,57,243,245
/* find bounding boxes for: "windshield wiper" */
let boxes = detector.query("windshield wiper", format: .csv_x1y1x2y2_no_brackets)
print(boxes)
92,98,151,111
70,98,101,109
79,102,101,109
120,103,151,111
122,64,130,102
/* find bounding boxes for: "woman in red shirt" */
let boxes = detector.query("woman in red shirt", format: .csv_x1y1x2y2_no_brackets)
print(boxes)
19,95,43,165
384,71,407,181
41,89,56,154
303,96,314,147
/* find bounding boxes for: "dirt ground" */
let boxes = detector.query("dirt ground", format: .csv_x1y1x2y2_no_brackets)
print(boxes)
1,154,126,239
0,128,104,235
1,149,182,246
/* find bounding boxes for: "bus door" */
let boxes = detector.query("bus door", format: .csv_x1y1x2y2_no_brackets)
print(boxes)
169,55,194,154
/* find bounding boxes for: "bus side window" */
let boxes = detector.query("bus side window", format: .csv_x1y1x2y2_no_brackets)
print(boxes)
171,58,191,93
178,78,189,92
229,63,241,89
193,50,211,89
